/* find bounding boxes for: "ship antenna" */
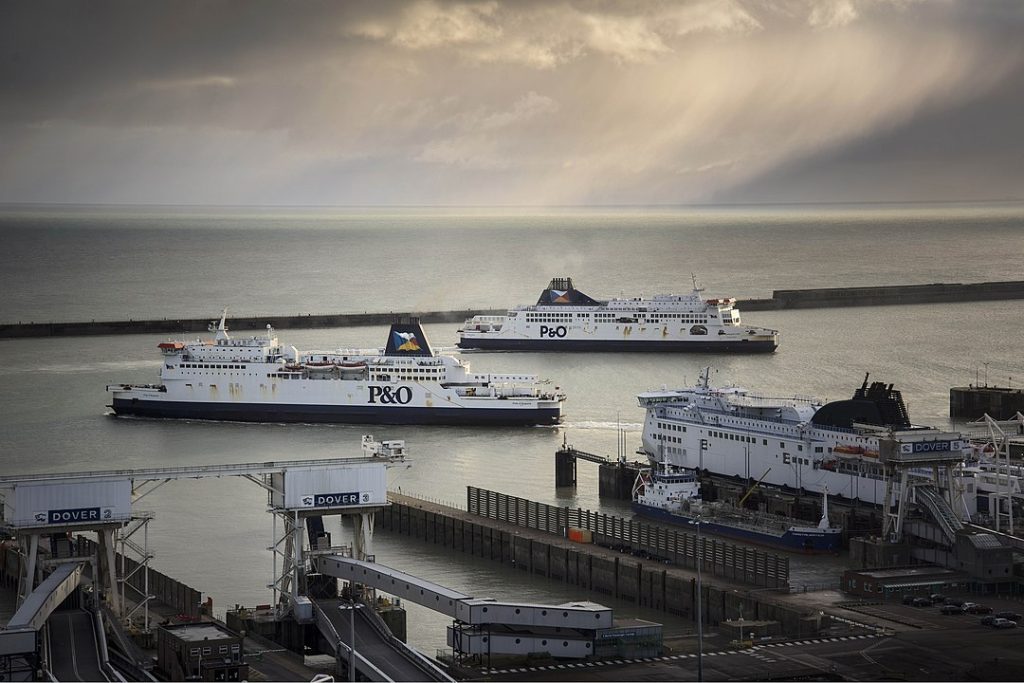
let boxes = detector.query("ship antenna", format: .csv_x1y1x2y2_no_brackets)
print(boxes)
210,308,230,341
818,486,831,530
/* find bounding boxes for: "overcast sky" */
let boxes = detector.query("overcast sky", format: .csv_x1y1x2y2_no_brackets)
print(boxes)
1,0,1022,206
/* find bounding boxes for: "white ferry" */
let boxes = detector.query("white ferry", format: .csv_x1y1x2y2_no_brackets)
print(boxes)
107,313,565,426
639,370,967,508
458,277,778,352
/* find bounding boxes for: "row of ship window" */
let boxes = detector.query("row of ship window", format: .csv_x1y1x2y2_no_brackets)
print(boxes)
181,363,247,369
524,313,708,322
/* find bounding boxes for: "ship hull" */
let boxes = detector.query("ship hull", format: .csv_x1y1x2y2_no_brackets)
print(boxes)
111,398,562,426
457,337,777,353
631,503,841,553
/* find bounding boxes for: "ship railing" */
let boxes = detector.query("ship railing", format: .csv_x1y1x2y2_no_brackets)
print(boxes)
727,393,821,407
462,314,506,322
665,406,863,435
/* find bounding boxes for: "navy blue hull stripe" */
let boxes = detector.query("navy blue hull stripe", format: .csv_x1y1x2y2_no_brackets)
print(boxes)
457,338,777,353
112,399,562,426
632,504,841,553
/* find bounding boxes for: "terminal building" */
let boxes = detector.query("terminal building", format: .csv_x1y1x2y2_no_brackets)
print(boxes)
156,622,248,682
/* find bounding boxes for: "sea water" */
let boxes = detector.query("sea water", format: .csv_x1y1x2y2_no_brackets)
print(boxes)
1,203,1021,653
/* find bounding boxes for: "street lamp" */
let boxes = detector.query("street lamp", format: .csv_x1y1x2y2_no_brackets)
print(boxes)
340,598,364,682
690,516,704,682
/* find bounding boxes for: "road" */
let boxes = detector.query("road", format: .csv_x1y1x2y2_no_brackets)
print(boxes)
47,609,106,682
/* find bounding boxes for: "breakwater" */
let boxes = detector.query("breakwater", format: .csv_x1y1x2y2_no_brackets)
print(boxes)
0,308,503,339
4,280,1023,338
738,279,1024,311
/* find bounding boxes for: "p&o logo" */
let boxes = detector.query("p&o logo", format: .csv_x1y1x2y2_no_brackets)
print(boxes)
539,325,567,338
368,385,413,404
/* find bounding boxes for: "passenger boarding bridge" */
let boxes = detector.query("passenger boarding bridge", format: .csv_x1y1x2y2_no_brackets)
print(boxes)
0,436,452,681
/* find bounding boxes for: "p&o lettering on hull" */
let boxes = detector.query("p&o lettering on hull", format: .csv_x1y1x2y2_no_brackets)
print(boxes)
539,325,568,338
368,385,413,405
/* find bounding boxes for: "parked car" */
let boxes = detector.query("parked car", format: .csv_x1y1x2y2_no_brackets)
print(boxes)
992,618,1018,629
965,604,992,614
944,597,964,607
912,597,933,607
995,611,1023,621
902,594,917,605
981,615,997,626
940,604,965,615
929,593,946,604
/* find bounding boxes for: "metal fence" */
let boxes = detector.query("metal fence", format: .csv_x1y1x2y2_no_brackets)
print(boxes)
467,486,789,588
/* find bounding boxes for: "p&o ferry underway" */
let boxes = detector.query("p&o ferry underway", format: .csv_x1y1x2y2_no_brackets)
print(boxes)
107,313,565,426
639,370,967,508
458,277,778,353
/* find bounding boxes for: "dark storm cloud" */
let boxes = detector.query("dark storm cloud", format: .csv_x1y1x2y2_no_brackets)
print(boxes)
1,0,1022,205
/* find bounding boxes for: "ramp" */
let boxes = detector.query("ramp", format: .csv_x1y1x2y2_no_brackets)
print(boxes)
914,486,963,544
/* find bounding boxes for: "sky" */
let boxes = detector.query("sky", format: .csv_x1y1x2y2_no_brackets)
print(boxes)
1,0,1022,207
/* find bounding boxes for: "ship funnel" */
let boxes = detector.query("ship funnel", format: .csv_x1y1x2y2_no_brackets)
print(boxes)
536,277,600,306
384,318,434,357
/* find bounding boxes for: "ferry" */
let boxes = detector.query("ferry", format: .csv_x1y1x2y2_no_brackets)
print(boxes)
107,312,565,426
631,463,842,553
639,370,968,508
457,277,778,352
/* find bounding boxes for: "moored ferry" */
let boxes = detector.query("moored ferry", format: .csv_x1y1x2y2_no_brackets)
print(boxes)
107,312,565,426
457,277,778,352
639,370,968,509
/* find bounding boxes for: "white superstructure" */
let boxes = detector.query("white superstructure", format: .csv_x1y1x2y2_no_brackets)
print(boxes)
458,277,778,352
107,312,564,426
639,369,969,509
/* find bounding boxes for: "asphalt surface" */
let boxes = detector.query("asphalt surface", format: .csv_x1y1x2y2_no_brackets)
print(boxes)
47,609,106,682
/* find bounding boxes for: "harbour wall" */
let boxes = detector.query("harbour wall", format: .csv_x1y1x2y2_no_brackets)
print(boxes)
0,308,503,339
738,279,1024,311
380,492,828,638
4,279,1024,338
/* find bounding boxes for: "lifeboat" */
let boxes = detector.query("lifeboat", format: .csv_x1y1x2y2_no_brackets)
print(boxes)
833,444,864,455
862,449,880,458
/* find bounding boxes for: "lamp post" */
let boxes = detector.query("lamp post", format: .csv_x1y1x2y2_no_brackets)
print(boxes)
692,516,704,682
340,599,364,682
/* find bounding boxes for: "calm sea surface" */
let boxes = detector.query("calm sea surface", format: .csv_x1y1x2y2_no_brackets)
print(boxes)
1,204,1022,653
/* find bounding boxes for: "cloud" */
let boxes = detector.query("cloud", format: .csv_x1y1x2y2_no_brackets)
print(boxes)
415,91,560,169
0,0,1022,205
807,0,859,28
